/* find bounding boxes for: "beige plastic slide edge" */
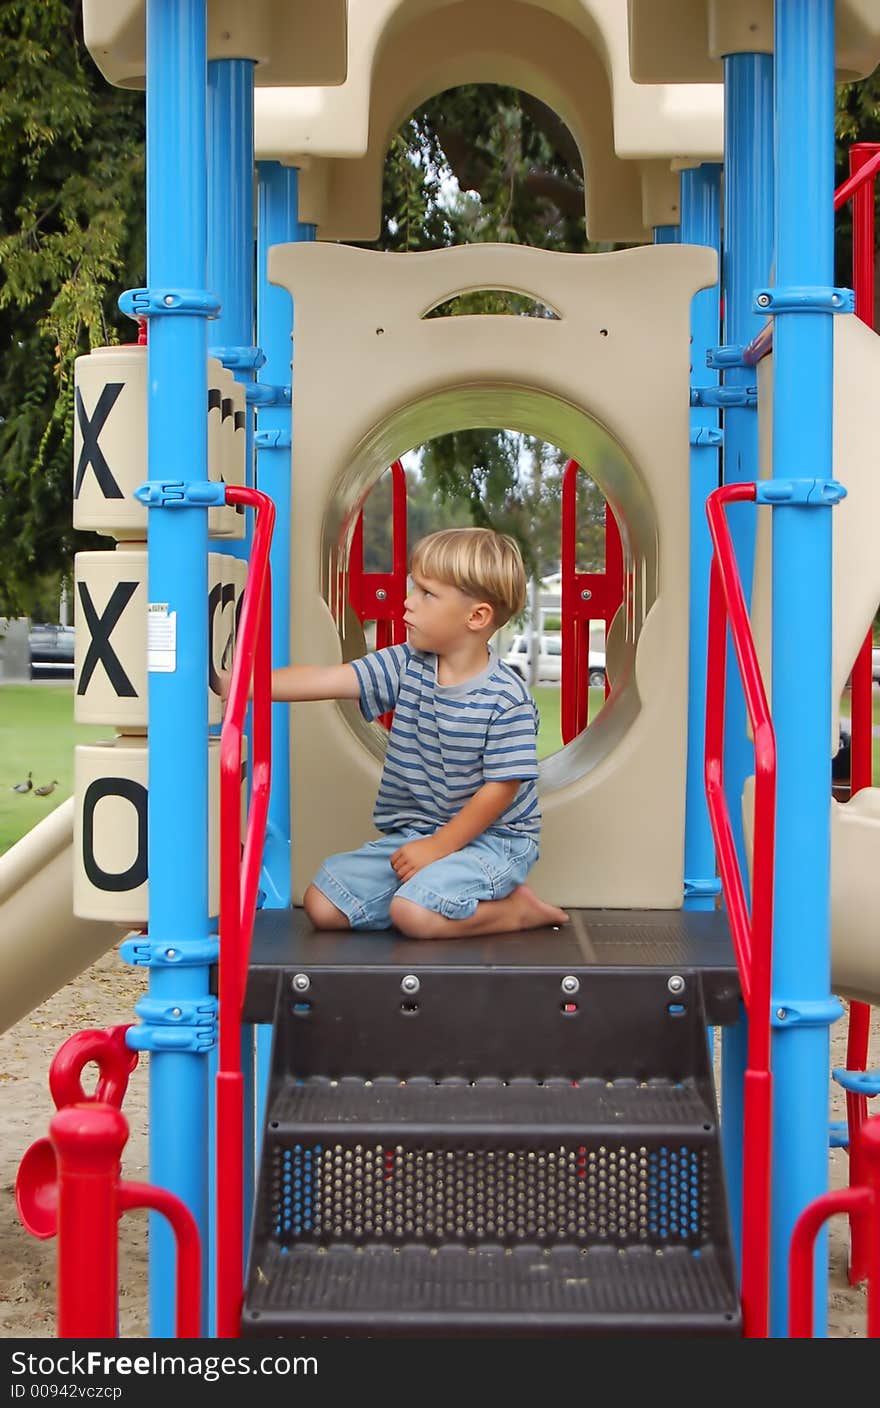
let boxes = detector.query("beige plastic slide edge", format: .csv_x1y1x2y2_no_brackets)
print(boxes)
81,0,347,89
628,0,880,85
743,315,880,1004
0,799,127,1036
742,777,880,1007
268,239,717,908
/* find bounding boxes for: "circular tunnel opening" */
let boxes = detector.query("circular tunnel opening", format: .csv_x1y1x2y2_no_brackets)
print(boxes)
321,386,659,789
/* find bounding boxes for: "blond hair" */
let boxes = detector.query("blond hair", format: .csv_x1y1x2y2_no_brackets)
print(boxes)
410,528,527,627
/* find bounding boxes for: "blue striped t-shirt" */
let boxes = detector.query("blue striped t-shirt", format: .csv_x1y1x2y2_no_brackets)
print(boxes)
350,644,541,842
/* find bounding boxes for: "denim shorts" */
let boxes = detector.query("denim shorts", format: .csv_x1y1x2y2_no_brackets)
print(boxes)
312,828,539,930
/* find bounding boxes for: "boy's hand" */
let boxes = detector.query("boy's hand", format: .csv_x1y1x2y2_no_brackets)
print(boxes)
390,837,447,882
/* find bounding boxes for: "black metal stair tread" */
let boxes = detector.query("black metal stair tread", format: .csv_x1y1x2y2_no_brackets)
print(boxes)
242,1242,741,1337
266,1075,716,1134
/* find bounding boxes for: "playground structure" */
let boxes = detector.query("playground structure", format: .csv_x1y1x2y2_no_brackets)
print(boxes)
3,0,880,1339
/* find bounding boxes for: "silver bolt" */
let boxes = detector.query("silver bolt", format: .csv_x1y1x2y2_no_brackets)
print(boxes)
776,1006,787,1021
163,294,175,306
561,975,580,995
401,974,420,995
667,975,685,995
292,973,311,993
756,293,771,309
165,948,176,959
376,588,387,601
580,589,592,601
170,1007,182,1018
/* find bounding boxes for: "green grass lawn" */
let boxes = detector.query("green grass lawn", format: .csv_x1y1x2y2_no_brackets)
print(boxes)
0,685,110,854
532,685,605,761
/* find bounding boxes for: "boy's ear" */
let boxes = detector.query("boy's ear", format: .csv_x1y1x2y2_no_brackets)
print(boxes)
467,601,495,633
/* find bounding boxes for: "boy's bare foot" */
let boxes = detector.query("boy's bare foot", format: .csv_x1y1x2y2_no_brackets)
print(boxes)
507,884,569,929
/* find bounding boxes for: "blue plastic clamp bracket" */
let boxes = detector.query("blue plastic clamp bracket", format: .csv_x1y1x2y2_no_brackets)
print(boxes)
119,287,221,319
706,344,748,369
684,876,723,898
254,429,292,450
247,383,291,408
121,936,220,968
690,386,757,409
134,479,227,508
755,478,847,507
689,426,724,448
828,1120,850,1150
771,996,844,1029
211,344,267,371
752,285,855,315
128,995,218,1054
831,1066,880,1097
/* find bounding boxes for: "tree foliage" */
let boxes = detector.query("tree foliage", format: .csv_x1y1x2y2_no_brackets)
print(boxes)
0,0,145,614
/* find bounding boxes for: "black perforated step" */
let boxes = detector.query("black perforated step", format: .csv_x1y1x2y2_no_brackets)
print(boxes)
241,1242,741,1338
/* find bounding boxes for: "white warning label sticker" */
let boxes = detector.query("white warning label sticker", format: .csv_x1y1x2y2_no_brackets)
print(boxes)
147,602,177,673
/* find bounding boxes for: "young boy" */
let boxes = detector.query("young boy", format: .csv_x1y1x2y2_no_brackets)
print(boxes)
271,527,569,939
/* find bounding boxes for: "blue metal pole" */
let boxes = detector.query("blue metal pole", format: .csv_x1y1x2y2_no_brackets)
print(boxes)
719,48,775,1275
206,57,258,1312
680,164,721,917
653,224,680,244
255,161,315,1122
142,0,211,1337
769,0,841,1338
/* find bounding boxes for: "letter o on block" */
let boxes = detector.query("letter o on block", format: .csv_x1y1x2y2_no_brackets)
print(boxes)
73,345,148,540
74,738,223,923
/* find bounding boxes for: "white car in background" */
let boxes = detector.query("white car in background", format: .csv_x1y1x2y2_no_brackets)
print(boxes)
502,632,605,687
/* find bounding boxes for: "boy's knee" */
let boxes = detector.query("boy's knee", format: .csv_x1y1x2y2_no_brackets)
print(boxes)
389,895,444,938
303,883,348,930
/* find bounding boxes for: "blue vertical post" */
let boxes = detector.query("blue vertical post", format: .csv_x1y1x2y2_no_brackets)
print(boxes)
206,56,258,1302
680,164,722,915
254,161,315,1123
718,47,775,1270
653,224,680,244
140,0,211,1337
768,0,842,1338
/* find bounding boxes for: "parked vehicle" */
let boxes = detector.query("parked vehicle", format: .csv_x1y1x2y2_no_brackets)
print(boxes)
502,632,605,686
872,646,880,684
28,624,75,680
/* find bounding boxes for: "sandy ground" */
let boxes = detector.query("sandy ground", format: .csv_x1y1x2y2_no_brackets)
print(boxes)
0,943,876,1340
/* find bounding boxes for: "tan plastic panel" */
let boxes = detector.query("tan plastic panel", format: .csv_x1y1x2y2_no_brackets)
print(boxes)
628,0,880,82
0,799,128,1036
256,1,721,242
268,239,717,907
82,0,347,89
750,316,880,756
73,345,148,541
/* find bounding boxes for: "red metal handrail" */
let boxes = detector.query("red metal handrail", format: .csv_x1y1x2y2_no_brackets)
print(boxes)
216,483,275,1339
560,459,623,743
349,460,408,728
705,480,777,1340
840,144,879,1285
789,1115,880,1338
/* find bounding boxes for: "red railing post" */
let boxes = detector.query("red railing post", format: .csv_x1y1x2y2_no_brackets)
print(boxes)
51,1103,127,1338
789,1114,880,1338
217,484,275,1339
349,461,408,728
705,482,777,1339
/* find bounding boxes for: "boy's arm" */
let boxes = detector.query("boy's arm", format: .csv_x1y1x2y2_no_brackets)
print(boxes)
390,779,520,882
270,663,361,702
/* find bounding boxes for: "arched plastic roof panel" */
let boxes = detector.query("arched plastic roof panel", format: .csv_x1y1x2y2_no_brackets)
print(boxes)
628,0,880,84
255,0,720,241
81,0,348,89
267,240,717,907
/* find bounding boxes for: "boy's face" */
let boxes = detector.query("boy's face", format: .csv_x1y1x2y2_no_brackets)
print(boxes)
403,572,492,654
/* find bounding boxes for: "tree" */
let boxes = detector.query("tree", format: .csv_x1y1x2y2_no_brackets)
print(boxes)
0,1,145,615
